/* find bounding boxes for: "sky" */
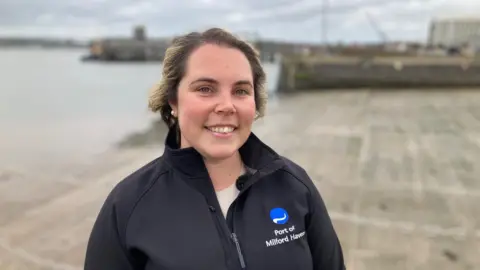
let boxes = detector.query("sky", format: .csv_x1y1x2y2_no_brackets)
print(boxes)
0,0,479,43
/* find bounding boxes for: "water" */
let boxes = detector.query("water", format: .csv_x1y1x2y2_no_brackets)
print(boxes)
0,48,280,169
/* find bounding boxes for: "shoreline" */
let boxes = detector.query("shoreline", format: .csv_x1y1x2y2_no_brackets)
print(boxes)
115,117,168,149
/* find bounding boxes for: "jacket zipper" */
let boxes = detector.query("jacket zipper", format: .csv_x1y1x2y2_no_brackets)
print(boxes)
231,232,246,269
209,199,247,270
210,209,233,269
213,171,260,270
227,170,263,269
229,189,248,270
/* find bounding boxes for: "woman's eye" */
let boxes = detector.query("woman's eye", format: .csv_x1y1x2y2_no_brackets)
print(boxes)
236,89,250,95
198,86,213,93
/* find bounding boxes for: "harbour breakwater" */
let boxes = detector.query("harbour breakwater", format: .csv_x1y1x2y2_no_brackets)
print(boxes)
276,55,480,92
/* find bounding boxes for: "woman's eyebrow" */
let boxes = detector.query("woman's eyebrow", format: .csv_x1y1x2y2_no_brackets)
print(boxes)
190,77,217,85
234,80,253,87
190,77,253,87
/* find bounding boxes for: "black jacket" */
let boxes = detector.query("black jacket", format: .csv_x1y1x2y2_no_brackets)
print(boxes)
84,128,346,270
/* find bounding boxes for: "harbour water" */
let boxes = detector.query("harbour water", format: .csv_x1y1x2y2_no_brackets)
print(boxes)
0,48,280,171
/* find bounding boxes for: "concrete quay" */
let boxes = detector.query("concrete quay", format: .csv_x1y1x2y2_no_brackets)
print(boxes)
277,56,480,91
1,89,480,269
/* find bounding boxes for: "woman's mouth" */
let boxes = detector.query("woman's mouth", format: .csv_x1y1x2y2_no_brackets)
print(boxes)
205,126,237,137
207,126,235,133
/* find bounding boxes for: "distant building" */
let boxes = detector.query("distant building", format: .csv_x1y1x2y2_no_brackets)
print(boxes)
84,25,171,62
428,17,480,50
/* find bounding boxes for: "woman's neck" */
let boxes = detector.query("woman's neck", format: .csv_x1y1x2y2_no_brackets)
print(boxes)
204,151,244,191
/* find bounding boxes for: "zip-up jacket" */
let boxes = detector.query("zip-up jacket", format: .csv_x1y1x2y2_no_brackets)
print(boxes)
84,128,346,270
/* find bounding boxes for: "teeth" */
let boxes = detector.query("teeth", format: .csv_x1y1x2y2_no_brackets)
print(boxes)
209,126,234,133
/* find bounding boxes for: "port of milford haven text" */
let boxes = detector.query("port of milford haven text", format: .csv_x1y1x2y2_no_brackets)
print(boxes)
265,225,306,247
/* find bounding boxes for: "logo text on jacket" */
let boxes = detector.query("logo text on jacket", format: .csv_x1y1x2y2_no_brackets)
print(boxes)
266,207,305,247
265,225,305,247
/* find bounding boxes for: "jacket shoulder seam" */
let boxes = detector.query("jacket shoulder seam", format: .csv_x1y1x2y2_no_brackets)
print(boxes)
123,166,169,243
279,167,314,197
279,166,316,215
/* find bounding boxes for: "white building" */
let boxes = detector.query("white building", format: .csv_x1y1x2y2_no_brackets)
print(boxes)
428,17,480,49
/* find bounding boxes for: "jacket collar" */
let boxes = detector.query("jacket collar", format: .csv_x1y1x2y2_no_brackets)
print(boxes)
162,127,282,178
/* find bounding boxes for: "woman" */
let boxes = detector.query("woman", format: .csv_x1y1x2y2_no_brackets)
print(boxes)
84,27,345,270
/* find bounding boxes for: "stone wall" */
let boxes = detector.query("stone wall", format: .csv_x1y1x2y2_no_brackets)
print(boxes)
277,56,480,92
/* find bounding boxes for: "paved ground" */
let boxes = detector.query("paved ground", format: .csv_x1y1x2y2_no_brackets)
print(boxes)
1,89,479,269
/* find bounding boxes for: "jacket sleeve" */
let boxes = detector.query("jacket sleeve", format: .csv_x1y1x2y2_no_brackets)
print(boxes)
306,181,346,270
84,190,136,270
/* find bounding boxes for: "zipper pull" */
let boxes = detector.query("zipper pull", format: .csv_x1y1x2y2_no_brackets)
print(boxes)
231,233,246,269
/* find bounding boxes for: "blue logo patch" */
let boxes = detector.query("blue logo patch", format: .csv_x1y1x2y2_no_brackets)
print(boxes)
270,208,289,225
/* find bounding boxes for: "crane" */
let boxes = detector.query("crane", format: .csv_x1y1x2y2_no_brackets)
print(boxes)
365,12,389,44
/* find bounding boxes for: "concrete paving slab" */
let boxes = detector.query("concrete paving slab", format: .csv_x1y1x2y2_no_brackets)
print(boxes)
2,89,480,269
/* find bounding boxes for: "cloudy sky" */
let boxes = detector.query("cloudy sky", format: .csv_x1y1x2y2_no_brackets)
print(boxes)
0,0,478,43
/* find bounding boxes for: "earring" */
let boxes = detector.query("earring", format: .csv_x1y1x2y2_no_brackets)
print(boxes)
171,110,175,116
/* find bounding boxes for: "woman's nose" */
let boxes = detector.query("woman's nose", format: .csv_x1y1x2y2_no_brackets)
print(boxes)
214,91,236,114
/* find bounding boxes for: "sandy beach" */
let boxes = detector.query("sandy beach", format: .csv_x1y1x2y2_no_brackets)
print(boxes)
1,89,480,269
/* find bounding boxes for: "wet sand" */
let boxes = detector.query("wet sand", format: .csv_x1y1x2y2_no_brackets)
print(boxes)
1,89,480,269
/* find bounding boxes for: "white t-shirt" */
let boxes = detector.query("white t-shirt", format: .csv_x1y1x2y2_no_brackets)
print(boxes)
215,183,240,218
215,166,246,218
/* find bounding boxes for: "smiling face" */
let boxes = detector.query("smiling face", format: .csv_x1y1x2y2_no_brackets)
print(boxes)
170,43,257,161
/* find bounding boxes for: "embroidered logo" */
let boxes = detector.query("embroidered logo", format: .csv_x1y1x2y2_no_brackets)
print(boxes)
269,207,289,225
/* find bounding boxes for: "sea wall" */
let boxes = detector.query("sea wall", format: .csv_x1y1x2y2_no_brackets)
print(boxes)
277,55,480,92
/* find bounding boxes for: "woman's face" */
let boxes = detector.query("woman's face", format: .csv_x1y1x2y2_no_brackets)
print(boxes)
171,43,257,161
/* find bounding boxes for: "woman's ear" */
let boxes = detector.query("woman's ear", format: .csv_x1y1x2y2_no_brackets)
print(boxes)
169,101,178,118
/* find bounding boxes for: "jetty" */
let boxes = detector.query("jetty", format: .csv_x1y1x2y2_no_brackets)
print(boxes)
277,54,480,92
80,26,282,63
81,26,170,62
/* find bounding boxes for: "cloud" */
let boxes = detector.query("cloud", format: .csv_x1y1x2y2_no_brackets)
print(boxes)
0,0,478,43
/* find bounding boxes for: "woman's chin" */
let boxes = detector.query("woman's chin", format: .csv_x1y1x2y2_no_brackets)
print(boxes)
201,146,239,161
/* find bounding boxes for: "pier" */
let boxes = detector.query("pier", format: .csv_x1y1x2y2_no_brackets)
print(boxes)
276,55,480,92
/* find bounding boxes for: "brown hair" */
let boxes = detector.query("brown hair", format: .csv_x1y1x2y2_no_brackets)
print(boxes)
148,27,267,129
